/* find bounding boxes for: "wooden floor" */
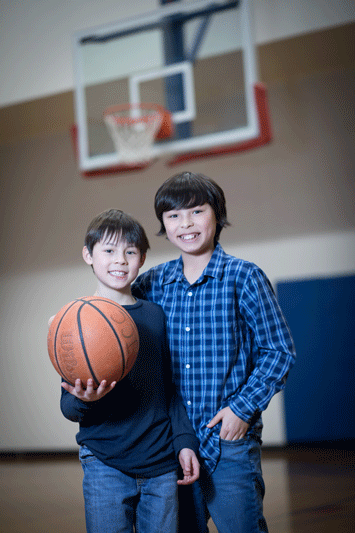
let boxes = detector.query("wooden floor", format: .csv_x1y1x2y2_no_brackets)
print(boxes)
0,446,354,532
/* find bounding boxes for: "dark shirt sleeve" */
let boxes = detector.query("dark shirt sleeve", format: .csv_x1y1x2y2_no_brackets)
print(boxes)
132,272,152,300
60,382,100,423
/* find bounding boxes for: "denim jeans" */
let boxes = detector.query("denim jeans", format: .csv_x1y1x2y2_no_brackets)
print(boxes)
79,445,178,533
178,437,268,533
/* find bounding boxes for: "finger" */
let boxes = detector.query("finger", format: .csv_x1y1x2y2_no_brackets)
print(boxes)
179,456,190,475
61,382,74,394
219,422,233,440
220,426,239,441
177,468,199,485
207,412,222,428
74,378,84,393
96,380,108,394
190,458,200,482
182,463,191,475
220,431,234,441
86,379,94,394
177,475,193,486
230,428,247,441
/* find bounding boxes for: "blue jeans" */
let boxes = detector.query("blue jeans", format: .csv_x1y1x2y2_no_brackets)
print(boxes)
179,437,268,533
79,445,178,533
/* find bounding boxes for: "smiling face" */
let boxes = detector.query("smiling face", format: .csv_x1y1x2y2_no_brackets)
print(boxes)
82,232,145,299
162,203,217,258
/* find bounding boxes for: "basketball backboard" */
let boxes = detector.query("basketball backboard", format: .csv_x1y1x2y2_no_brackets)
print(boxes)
72,0,271,174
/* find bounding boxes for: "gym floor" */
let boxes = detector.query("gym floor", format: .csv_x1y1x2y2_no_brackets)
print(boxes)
0,446,354,532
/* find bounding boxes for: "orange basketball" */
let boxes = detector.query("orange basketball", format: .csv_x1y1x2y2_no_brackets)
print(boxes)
47,296,139,387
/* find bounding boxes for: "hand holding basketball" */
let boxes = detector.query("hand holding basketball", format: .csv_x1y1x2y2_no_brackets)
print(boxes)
61,378,116,401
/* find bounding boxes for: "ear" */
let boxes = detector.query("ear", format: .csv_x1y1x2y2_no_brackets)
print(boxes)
82,246,93,266
139,253,146,268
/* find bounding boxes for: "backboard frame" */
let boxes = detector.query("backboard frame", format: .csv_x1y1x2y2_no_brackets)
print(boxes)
72,0,264,174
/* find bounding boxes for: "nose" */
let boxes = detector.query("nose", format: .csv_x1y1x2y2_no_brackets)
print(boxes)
181,214,193,228
114,251,127,264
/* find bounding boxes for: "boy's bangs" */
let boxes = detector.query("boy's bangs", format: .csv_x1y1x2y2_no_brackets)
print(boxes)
85,209,150,255
101,228,123,245
164,187,209,212
102,225,139,248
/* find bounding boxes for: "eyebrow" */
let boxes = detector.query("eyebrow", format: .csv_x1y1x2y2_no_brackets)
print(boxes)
102,240,137,248
165,204,204,212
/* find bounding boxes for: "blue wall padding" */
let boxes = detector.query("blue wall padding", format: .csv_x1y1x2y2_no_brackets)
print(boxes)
277,275,355,443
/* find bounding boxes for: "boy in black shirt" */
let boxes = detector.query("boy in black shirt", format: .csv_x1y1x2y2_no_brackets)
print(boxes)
58,209,200,533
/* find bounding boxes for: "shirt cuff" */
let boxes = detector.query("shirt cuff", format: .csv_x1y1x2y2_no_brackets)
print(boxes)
173,434,200,458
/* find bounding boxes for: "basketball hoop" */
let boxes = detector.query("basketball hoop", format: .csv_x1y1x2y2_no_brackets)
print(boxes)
103,103,173,166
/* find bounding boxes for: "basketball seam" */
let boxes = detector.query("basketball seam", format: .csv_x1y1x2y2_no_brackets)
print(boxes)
76,299,128,383
80,297,133,322
76,302,102,386
53,300,82,384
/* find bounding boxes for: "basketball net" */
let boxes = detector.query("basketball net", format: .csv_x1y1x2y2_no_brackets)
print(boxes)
104,104,166,165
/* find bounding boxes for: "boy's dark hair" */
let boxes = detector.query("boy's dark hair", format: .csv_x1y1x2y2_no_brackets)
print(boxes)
85,209,150,255
154,172,230,243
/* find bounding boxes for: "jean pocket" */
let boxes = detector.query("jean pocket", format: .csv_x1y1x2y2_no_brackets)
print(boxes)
79,444,97,464
219,436,247,446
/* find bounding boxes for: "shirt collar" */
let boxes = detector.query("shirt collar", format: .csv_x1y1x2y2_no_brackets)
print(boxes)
163,243,226,285
204,243,225,281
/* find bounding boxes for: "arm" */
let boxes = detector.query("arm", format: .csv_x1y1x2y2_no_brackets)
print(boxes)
132,271,152,300
132,265,165,302
229,267,296,424
60,379,116,423
209,267,296,439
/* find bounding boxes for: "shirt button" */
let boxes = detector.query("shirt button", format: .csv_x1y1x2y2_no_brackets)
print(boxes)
187,401,192,406
187,292,193,296
186,364,190,369
185,326,190,332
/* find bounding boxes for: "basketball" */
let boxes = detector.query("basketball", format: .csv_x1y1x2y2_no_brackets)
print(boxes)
47,296,139,387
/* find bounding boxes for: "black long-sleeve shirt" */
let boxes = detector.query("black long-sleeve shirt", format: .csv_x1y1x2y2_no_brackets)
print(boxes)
60,299,199,477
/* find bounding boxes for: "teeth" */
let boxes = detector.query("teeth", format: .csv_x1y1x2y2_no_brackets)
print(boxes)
110,271,126,276
180,234,197,241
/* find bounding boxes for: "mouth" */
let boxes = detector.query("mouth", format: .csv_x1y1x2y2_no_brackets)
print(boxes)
179,233,199,242
109,270,128,278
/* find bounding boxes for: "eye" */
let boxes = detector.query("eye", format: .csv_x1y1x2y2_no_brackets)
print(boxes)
126,245,139,254
104,248,114,253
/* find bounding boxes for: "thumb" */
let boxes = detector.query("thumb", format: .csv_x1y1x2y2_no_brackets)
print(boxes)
183,458,192,475
207,410,223,428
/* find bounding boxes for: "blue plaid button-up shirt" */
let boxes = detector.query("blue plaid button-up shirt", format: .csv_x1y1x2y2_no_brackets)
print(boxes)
133,244,296,473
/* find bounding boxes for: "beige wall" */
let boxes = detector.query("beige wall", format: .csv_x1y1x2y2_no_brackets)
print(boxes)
0,26,354,451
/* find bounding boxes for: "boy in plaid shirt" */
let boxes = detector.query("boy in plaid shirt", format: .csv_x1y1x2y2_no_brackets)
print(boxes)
133,172,296,533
